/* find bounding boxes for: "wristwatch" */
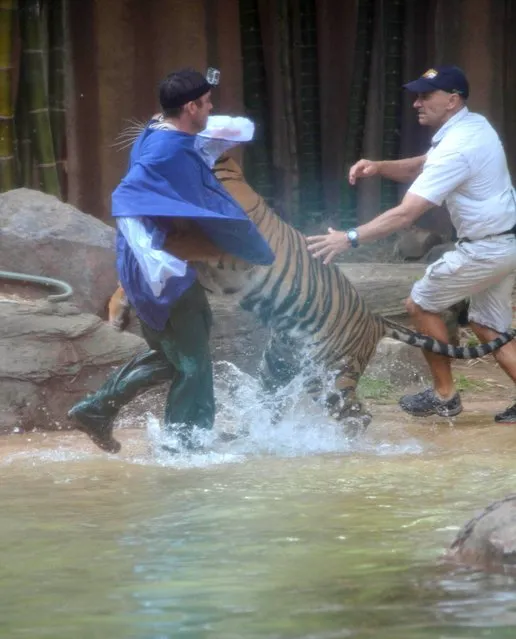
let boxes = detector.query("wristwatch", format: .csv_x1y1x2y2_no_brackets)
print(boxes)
346,228,360,248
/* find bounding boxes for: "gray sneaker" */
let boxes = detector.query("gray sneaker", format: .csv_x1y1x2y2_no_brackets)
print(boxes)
399,387,463,418
494,402,516,423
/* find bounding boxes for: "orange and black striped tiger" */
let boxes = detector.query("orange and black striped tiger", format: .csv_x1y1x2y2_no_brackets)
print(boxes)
109,154,514,433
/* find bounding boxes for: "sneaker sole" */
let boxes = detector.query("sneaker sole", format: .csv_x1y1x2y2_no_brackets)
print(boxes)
400,404,463,418
398,401,436,417
435,405,463,418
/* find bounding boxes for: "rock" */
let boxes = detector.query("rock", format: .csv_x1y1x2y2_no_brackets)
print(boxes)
0,298,146,434
209,296,268,375
365,337,430,387
447,495,516,573
394,228,443,261
0,188,118,316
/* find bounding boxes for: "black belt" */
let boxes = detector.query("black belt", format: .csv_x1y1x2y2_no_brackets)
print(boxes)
459,224,516,243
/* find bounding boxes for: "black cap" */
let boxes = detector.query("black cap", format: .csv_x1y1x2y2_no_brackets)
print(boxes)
159,68,214,112
403,66,469,99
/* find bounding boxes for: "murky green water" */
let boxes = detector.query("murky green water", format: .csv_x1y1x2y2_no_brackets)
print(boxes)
2,407,516,639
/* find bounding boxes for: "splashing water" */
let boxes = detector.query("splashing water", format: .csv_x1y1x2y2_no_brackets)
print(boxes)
140,360,426,468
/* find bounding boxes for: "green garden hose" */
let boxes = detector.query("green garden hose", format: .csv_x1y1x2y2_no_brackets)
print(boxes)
0,270,74,302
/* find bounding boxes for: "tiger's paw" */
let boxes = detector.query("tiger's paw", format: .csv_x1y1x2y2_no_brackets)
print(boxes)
341,413,372,439
327,392,371,438
107,286,131,331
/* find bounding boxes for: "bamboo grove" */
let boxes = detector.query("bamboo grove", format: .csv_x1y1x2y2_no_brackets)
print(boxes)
0,0,66,198
239,0,405,228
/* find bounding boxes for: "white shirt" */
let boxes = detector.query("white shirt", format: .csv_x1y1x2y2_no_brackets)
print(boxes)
408,107,516,240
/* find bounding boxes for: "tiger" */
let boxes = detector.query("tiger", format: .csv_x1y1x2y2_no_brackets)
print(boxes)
109,154,514,433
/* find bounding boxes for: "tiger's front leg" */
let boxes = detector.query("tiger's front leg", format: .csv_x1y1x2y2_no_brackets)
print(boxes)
258,331,302,424
108,284,131,331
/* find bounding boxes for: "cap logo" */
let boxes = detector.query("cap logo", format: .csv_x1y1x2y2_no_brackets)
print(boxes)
206,67,220,86
422,68,438,79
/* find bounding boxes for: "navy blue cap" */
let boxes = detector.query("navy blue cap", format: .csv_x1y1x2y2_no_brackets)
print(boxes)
403,66,469,99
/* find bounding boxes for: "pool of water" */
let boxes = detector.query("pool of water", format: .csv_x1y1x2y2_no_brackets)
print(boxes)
1,366,516,638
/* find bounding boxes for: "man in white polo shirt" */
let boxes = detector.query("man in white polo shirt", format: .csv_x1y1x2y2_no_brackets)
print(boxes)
306,66,516,423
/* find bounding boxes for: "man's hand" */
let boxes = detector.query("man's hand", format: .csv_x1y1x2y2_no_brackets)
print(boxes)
348,159,379,185
305,227,351,265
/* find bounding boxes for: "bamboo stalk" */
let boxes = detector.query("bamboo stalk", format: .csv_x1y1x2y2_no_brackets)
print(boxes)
381,0,404,212
340,0,375,227
19,0,61,197
0,0,18,192
240,0,274,205
15,68,33,186
48,0,66,195
277,0,300,225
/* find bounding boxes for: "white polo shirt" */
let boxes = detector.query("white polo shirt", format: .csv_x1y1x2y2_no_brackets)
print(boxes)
408,107,516,240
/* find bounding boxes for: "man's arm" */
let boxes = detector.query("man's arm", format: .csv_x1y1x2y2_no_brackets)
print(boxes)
355,192,434,242
349,155,427,185
306,192,434,264
375,155,427,183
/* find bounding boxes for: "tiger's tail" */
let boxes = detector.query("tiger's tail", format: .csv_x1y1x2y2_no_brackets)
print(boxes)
380,316,515,359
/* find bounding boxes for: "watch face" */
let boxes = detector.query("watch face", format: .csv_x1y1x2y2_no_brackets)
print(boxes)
347,230,359,247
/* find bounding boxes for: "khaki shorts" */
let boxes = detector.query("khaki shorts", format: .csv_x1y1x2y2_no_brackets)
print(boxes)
410,236,516,333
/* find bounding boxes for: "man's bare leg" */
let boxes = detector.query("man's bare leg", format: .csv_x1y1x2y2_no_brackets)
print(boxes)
405,298,456,399
397,297,463,418
469,322,516,423
469,321,516,382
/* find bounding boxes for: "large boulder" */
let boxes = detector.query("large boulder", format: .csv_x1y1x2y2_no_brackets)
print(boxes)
0,298,146,434
422,241,457,264
365,337,430,386
394,227,444,262
209,297,268,374
0,188,118,316
447,496,516,573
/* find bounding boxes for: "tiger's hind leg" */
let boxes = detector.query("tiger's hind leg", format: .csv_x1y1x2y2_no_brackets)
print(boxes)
258,331,302,423
108,284,131,331
308,360,372,438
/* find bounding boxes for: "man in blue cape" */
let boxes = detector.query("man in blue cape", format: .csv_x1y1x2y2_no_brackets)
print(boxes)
68,68,274,454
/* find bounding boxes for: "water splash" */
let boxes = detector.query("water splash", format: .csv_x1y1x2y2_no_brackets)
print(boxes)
0,360,426,470
138,360,425,467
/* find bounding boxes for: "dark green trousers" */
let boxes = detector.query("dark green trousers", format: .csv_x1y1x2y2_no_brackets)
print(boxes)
72,281,214,445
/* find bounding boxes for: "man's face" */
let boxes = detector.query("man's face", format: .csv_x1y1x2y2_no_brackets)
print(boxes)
412,90,461,128
187,91,213,133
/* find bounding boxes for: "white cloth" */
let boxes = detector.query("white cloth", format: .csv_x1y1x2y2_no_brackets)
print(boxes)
196,115,255,168
117,217,187,297
411,236,516,332
409,107,516,241
149,114,254,168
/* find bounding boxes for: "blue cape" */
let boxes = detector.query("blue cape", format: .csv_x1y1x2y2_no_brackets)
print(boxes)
112,127,274,265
